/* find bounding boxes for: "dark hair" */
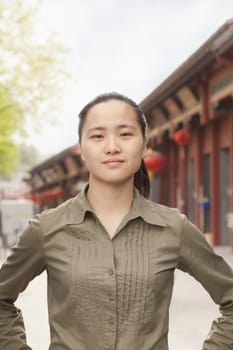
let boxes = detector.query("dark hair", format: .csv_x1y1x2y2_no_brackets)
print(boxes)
78,92,150,198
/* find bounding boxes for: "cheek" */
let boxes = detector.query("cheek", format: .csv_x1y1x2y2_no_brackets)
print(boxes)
80,150,85,162
80,140,92,158
80,145,99,169
129,145,145,170
131,142,146,159
79,146,85,162
81,151,90,164
80,145,90,164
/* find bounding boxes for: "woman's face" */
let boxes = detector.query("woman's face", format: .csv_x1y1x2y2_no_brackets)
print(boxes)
80,99,146,186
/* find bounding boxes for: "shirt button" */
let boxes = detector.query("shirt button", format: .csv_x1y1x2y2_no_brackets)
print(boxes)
105,346,113,350
108,268,114,276
109,295,114,302
108,318,114,326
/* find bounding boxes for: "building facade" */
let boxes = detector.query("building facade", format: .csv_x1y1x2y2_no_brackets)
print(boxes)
140,20,233,247
29,145,88,212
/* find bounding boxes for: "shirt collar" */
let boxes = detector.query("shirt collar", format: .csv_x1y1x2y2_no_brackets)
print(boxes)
126,187,167,227
69,183,167,227
69,184,93,224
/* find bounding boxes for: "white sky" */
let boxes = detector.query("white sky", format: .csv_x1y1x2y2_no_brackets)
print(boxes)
30,0,233,158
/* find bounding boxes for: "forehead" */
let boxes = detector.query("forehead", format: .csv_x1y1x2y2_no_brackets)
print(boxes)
84,99,138,126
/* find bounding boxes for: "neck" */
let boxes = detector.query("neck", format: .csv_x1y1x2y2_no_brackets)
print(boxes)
86,178,134,214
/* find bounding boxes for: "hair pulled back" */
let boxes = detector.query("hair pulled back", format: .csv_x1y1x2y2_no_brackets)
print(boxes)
78,92,150,198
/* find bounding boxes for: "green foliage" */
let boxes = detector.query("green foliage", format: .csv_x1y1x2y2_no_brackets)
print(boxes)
0,0,72,175
0,0,70,124
0,85,21,175
0,85,22,134
0,138,18,176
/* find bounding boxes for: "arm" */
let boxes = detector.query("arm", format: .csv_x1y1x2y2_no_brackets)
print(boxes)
0,216,46,350
177,214,233,350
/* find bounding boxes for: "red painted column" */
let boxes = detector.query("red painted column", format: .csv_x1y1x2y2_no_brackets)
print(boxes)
199,81,209,125
161,143,169,206
210,121,220,246
179,146,188,214
194,129,202,229
229,113,233,251
170,144,177,207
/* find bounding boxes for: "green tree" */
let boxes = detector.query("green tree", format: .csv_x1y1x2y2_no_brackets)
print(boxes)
0,85,21,175
0,0,72,175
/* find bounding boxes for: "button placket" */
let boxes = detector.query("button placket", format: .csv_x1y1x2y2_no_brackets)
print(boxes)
101,237,117,350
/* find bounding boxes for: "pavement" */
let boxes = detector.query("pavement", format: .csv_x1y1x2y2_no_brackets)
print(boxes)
0,246,233,350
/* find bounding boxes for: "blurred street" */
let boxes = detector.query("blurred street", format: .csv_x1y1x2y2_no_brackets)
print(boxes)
0,246,232,350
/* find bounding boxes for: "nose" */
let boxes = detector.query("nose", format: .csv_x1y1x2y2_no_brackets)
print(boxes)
104,136,120,154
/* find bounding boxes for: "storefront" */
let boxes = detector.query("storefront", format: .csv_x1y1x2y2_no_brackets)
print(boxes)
140,20,233,247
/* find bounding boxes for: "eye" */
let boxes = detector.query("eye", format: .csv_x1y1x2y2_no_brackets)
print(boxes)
90,134,104,140
120,132,133,137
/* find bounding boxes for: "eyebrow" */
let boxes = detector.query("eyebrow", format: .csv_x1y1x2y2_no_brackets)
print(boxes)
87,124,136,133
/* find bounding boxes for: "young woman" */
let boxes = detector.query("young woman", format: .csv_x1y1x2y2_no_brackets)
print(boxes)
0,92,233,350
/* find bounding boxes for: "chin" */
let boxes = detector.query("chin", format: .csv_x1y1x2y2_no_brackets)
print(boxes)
93,174,134,186
108,176,134,186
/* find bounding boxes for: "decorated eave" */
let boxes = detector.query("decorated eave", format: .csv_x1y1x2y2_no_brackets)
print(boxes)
140,19,233,141
30,144,86,194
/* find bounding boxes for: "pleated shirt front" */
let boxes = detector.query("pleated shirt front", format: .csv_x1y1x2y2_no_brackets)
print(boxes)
1,186,233,350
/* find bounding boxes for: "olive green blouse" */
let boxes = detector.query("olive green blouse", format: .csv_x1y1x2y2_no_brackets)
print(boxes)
0,186,233,350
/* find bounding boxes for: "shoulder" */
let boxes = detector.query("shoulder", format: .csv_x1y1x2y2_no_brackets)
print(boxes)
145,198,179,216
30,196,82,236
41,196,76,220
138,195,183,230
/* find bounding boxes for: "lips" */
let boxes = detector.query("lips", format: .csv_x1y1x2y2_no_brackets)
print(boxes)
103,159,124,164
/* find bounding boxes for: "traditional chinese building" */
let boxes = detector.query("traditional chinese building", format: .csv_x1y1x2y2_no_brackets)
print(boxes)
28,145,88,212
140,19,233,247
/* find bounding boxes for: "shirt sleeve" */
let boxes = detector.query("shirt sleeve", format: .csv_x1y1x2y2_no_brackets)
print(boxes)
177,214,233,350
0,215,46,350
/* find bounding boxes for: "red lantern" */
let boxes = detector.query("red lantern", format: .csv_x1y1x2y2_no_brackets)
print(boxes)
144,151,166,172
173,129,191,146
